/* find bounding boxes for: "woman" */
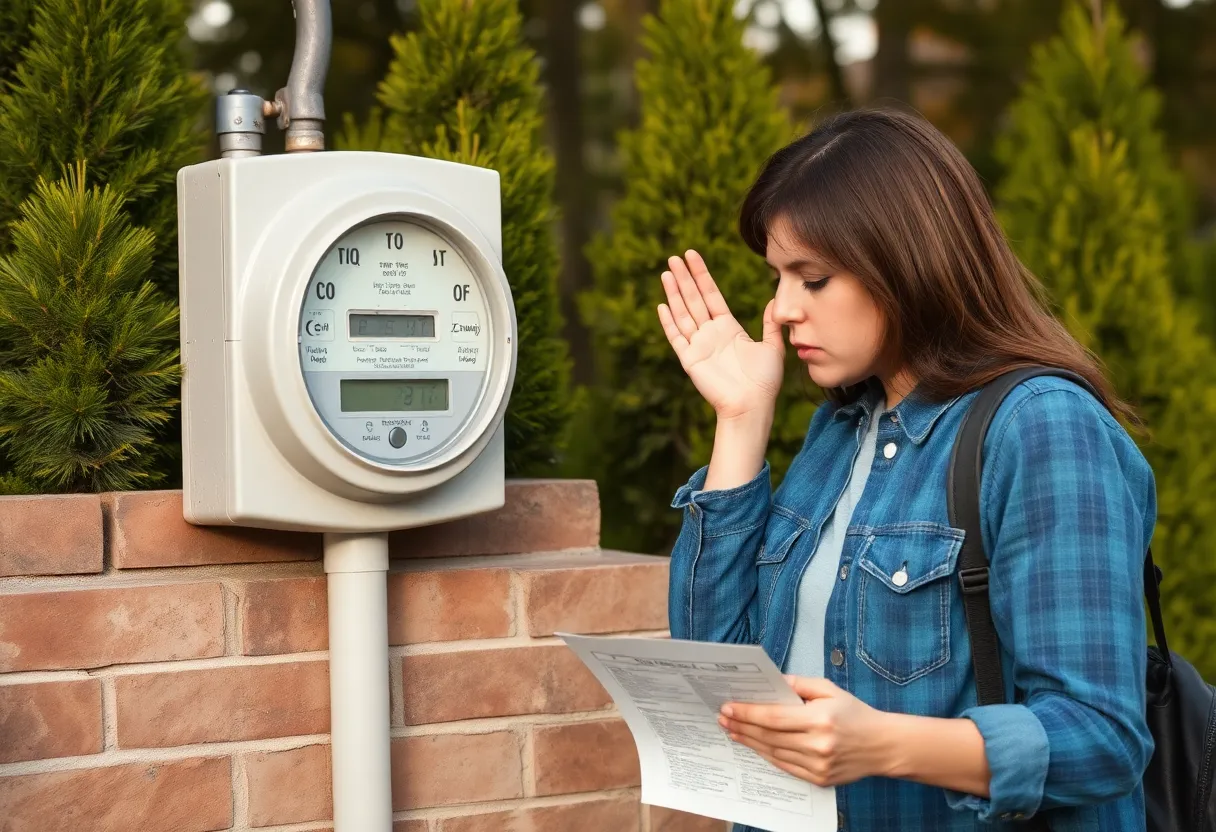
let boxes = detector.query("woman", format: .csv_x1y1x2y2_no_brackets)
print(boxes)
659,108,1154,831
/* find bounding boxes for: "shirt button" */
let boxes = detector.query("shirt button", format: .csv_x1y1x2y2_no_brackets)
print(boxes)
889,412,899,424
883,442,898,459
830,648,845,667
839,564,849,580
892,568,908,587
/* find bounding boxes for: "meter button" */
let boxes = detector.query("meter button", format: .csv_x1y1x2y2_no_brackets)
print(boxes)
388,427,407,448
450,311,481,342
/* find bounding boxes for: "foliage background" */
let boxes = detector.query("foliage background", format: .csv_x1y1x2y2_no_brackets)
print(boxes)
2,0,1215,673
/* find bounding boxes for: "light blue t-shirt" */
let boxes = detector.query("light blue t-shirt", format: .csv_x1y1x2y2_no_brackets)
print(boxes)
784,397,884,678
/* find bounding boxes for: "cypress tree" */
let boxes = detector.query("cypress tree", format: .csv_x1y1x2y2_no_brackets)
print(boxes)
997,1,1216,676
0,0,208,288
579,0,799,554
0,166,181,493
338,0,572,477
0,0,35,87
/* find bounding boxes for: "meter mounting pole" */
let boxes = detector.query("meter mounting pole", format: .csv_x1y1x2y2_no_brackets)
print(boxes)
323,532,394,831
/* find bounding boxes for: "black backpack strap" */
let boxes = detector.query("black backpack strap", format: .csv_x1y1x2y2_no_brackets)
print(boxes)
946,367,1098,830
947,366,1098,707
1144,548,1172,666
947,366,1174,828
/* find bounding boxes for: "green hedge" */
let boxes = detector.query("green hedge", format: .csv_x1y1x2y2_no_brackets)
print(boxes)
996,1,1216,677
577,0,809,554
339,0,571,477
0,0,207,292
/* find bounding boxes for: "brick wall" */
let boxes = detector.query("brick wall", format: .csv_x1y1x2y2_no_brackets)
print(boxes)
0,483,727,832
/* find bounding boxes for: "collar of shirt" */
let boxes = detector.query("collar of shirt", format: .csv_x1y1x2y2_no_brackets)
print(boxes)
833,377,962,445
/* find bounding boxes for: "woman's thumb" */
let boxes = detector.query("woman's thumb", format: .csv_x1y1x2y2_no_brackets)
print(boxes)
762,300,784,350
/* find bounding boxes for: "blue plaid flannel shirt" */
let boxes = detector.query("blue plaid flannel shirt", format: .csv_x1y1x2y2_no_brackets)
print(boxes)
669,376,1155,831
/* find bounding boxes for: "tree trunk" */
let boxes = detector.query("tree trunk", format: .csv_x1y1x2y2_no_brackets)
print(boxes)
873,0,913,106
539,0,595,384
811,0,851,107
622,0,661,127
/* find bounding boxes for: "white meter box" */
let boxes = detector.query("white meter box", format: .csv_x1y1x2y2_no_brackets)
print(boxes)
177,152,518,532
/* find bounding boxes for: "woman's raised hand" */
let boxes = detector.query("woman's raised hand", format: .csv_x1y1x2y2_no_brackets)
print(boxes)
657,250,785,421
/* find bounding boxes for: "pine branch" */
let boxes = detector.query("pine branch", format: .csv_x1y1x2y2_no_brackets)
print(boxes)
0,165,180,492
0,0,208,292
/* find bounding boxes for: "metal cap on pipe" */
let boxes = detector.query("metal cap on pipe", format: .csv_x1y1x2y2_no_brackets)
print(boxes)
216,89,266,158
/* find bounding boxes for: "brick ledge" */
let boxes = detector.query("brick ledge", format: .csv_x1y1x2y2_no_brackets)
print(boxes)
0,480,600,576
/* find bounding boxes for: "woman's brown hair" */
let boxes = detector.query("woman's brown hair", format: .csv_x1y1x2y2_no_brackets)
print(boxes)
739,107,1136,425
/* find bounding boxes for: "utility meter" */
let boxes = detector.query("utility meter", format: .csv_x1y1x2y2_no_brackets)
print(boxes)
177,151,517,532
181,22,520,832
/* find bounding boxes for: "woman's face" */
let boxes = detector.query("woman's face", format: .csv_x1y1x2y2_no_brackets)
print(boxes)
766,215,889,391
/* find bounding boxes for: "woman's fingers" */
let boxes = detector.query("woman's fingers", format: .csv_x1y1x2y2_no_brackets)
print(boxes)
668,255,711,326
657,303,688,356
660,271,699,341
684,250,730,318
721,717,808,753
733,736,821,784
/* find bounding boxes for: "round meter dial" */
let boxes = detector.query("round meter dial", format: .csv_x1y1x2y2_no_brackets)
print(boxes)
298,219,491,466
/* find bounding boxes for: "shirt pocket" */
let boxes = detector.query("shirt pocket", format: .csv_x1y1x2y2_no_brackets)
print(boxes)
854,522,963,685
755,506,806,640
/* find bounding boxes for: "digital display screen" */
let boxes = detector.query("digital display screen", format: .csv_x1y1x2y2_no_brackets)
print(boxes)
349,313,435,339
340,379,449,412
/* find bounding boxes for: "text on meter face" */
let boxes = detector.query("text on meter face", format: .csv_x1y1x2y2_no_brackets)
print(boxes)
297,218,491,466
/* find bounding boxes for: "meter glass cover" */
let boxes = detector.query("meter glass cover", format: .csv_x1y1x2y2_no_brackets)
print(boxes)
298,217,494,466
340,378,449,412
350,313,435,339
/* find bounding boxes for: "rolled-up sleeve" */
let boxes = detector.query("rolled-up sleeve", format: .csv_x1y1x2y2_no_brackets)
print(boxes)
668,462,772,644
945,384,1155,822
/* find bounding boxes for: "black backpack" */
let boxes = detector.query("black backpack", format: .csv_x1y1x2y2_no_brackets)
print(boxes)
947,366,1216,832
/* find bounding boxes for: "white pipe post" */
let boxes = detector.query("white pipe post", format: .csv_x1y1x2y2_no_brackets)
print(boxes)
323,531,393,832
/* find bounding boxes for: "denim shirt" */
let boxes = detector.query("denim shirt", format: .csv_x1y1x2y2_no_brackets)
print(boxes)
669,376,1156,832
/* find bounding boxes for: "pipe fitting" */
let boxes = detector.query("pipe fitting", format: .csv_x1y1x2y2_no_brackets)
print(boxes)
278,0,332,152
216,89,266,158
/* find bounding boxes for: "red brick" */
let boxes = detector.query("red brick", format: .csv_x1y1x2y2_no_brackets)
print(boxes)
389,567,512,644
245,744,331,827
109,490,319,568
0,757,232,832
439,796,640,831
649,806,731,831
401,645,610,725
117,661,329,747
0,680,103,763
391,732,522,809
242,577,327,656
0,583,224,672
395,822,429,832
391,480,599,558
520,555,669,637
0,494,103,577
533,719,640,796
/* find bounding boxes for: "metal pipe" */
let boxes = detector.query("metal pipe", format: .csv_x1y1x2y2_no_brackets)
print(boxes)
276,0,332,152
